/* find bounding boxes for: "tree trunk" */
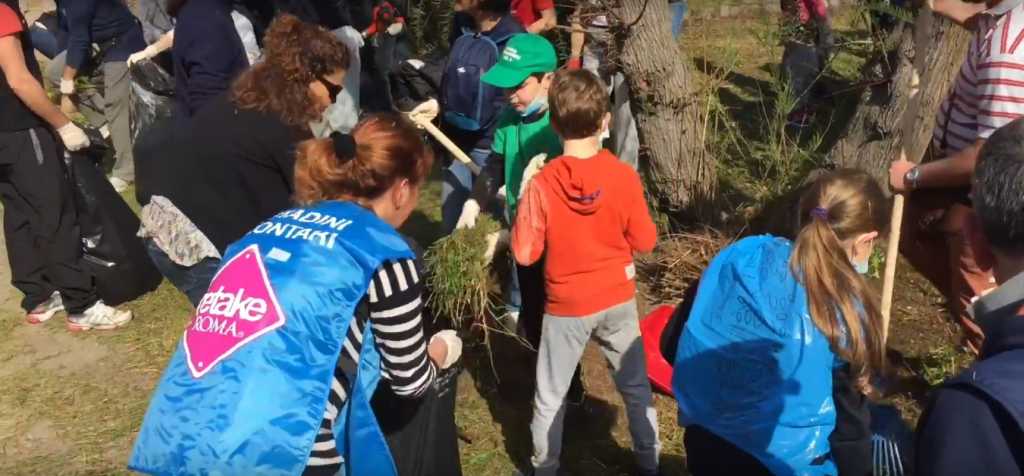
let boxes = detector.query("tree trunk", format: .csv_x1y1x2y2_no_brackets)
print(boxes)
828,14,971,185
611,0,715,221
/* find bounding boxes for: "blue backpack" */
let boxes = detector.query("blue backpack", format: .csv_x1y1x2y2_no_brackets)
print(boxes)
441,29,513,132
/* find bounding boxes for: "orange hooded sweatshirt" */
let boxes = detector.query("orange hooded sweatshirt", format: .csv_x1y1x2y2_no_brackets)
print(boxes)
511,149,657,317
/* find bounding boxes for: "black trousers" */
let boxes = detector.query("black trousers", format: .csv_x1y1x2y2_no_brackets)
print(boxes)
684,425,773,476
0,127,95,313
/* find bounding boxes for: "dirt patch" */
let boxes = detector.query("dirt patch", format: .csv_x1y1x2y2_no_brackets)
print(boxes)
0,417,69,464
0,325,109,379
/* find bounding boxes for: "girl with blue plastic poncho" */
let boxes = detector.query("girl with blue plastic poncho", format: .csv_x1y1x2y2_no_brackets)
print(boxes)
673,169,890,476
129,116,463,476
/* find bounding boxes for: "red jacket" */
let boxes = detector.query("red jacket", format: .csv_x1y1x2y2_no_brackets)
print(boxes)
511,149,657,317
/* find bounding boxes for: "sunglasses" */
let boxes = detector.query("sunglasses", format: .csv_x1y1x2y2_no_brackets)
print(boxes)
318,76,344,103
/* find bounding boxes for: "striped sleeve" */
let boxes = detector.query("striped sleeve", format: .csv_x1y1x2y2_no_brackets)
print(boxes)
975,54,1024,137
367,259,436,397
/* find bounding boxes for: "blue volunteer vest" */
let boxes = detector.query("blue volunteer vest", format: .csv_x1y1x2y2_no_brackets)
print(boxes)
129,201,414,476
673,236,839,476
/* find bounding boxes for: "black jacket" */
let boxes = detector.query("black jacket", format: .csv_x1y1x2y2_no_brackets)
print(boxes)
171,0,250,118
57,0,144,69
917,272,1024,476
136,94,311,253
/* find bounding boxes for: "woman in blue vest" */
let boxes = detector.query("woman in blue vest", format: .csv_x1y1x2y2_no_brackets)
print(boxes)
129,115,463,476
673,169,890,476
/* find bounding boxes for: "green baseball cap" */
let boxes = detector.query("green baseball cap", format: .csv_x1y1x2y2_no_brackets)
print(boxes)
482,34,558,89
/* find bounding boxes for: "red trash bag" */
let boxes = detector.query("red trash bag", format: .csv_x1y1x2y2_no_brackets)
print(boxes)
640,305,676,397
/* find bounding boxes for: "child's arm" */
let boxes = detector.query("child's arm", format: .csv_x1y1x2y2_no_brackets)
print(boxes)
624,173,657,253
511,177,547,266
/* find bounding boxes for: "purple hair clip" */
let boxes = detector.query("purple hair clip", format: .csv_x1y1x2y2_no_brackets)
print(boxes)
810,207,830,221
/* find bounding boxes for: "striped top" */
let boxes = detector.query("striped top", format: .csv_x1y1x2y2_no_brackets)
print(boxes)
934,0,1024,155
304,258,436,473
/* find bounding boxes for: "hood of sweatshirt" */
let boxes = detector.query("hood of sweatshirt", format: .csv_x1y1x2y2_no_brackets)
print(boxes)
543,150,617,216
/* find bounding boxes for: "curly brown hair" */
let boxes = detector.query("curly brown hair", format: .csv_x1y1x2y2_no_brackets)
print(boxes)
231,14,350,127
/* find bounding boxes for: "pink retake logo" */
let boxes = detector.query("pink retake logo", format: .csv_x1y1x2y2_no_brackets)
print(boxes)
184,244,287,378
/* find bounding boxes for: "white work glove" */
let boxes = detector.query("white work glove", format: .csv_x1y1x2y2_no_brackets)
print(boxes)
455,199,481,230
430,330,462,369
407,99,440,128
387,22,404,36
482,229,510,263
127,45,159,66
496,185,507,202
59,78,75,96
518,153,547,201
56,122,90,152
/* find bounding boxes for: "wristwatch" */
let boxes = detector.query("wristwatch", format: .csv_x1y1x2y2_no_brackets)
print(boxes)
904,166,921,191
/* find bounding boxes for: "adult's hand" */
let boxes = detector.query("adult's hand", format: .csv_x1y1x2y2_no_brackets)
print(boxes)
429,330,462,369
407,99,440,127
127,45,160,66
889,159,916,193
56,121,90,152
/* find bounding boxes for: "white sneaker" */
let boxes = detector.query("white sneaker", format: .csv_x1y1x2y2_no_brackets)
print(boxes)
26,292,65,324
67,300,132,331
109,177,131,193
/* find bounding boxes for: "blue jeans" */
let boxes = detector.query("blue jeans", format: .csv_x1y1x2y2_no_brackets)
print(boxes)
670,1,687,39
30,24,60,59
441,147,491,233
143,238,221,307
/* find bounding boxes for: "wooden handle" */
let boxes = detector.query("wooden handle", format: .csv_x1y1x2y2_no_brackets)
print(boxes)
416,119,482,175
882,1,934,342
881,193,905,342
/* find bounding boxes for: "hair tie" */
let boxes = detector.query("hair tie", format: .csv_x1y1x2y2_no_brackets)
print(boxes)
330,131,356,162
810,207,830,222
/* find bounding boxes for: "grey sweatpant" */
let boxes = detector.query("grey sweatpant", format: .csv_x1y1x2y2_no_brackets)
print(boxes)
45,52,134,182
530,298,660,475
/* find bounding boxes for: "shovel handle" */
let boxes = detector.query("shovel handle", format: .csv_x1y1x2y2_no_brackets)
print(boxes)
415,118,482,175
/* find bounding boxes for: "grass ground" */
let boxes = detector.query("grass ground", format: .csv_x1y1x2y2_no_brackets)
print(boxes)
0,4,970,475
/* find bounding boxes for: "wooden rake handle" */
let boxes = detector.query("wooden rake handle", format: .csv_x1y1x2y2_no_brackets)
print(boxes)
406,100,482,175
882,0,934,341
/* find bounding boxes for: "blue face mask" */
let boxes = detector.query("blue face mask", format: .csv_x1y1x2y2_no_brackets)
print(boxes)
852,259,870,275
520,96,548,117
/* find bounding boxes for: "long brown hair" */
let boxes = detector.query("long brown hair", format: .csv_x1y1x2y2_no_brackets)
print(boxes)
293,114,434,205
231,14,350,127
791,169,890,392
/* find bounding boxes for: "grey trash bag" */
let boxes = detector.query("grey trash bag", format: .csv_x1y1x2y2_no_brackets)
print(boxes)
129,59,175,144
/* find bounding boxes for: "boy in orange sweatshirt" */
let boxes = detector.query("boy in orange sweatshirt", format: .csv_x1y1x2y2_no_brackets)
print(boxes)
511,69,660,476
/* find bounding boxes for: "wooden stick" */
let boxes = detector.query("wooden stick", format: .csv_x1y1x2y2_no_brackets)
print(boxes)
414,118,482,175
882,1,934,341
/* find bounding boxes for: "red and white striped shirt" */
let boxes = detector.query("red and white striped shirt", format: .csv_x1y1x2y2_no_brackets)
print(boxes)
934,0,1024,155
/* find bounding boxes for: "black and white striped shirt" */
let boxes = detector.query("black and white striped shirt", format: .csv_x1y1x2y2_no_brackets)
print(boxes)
305,258,436,473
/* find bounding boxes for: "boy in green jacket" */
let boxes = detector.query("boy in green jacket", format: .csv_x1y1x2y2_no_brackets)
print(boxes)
454,34,583,400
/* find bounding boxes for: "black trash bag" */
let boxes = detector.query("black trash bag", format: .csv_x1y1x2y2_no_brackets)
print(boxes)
129,59,175,144
65,140,162,305
373,365,463,476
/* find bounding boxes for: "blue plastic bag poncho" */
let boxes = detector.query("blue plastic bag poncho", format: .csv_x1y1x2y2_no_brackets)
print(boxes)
672,236,838,476
129,201,413,476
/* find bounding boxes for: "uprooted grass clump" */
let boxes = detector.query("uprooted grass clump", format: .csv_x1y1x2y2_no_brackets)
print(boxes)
424,215,504,329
